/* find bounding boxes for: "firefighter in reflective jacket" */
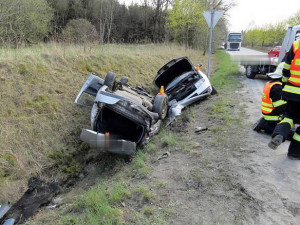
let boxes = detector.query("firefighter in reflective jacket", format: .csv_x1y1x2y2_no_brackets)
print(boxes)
253,64,287,134
268,32,300,159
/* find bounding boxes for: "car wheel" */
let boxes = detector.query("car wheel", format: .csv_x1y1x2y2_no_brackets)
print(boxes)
104,71,116,91
153,94,168,120
120,76,128,85
211,85,218,95
245,65,256,79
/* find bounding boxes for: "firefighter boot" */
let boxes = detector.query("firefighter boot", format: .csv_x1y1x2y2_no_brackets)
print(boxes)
268,135,284,150
252,117,265,132
287,129,300,159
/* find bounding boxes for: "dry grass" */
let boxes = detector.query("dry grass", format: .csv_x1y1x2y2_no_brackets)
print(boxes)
0,43,207,203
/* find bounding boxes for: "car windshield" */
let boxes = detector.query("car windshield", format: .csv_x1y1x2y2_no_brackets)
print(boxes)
228,34,241,42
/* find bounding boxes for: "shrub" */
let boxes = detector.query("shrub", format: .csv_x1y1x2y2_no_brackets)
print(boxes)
62,19,98,44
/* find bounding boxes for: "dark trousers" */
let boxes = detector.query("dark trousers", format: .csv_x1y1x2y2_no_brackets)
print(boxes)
254,117,294,139
273,101,300,155
255,118,278,134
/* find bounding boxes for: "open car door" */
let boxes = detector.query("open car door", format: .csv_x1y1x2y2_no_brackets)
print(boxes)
74,74,104,107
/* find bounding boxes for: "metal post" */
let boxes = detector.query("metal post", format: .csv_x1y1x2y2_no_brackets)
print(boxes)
207,9,214,78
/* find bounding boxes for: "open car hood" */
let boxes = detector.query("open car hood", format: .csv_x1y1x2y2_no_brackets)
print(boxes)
153,57,196,89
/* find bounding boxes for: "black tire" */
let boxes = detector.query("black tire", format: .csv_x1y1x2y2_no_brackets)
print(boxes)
120,76,128,85
211,85,218,95
245,65,256,79
153,94,168,120
104,71,116,91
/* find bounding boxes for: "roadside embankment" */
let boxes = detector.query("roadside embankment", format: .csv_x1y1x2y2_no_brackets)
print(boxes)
25,51,262,225
0,43,207,205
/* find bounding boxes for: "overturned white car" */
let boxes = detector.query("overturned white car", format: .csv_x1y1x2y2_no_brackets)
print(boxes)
75,57,215,155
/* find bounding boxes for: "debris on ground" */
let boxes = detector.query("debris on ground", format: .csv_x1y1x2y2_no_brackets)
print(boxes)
157,152,170,160
0,177,59,224
195,127,208,134
0,204,11,220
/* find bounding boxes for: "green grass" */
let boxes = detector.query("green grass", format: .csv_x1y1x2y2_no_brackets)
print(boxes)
57,184,158,225
0,43,208,203
134,185,156,203
59,182,130,225
133,151,151,179
210,51,240,91
160,129,178,149
207,51,244,147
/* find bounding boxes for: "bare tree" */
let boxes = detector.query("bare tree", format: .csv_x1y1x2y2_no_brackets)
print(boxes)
93,0,117,44
150,0,169,42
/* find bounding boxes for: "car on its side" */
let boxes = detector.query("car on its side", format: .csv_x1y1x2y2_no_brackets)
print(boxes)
268,46,281,57
75,57,215,155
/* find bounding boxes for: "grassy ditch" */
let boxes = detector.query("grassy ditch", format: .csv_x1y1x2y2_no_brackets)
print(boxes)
60,182,130,225
0,43,207,205
26,51,246,225
208,51,244,145
2,44,247,224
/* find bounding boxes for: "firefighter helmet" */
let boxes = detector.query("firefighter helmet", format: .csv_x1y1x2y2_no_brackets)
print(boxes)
267,62,284,79
296,32,300,40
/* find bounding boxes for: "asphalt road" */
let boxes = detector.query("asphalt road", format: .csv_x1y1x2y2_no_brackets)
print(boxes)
227,47,267,56
226,47,268,97
225,47,300,224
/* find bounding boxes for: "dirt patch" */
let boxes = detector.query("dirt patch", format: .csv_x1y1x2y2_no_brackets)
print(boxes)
1,177,59,224
120,73,300,224
137,96,260,225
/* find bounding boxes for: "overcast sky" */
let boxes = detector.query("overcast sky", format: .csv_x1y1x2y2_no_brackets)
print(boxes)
121,0,300,32
228,0,300,32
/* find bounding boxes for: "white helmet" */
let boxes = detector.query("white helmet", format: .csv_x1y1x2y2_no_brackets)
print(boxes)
296,32,300,40
267,62,284,79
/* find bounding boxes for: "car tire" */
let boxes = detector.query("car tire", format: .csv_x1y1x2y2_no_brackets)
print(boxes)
211,85,218,95
153,94,168,120
120,76,128,85
245,65,256,79
104,71,116,91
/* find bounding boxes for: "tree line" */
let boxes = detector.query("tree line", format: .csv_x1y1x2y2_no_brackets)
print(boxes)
0,0,233,50
242,10,300,48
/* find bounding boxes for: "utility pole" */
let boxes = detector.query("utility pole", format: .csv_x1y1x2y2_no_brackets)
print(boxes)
207,7,214,78
203,2,223,78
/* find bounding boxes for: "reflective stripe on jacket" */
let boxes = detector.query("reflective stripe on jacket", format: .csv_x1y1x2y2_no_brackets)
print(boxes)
284,40,300,87
261,81,282,114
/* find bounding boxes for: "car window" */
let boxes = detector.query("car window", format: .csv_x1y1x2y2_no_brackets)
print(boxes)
76,92,95,107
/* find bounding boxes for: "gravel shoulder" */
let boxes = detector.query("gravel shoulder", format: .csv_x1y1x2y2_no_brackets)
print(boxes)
140,72,300,224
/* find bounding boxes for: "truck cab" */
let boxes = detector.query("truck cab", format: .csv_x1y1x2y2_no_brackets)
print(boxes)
278,25,300,62
225,32,242,51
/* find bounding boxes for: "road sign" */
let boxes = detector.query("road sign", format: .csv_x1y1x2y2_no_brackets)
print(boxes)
203,10,223,78
203,10,223,28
